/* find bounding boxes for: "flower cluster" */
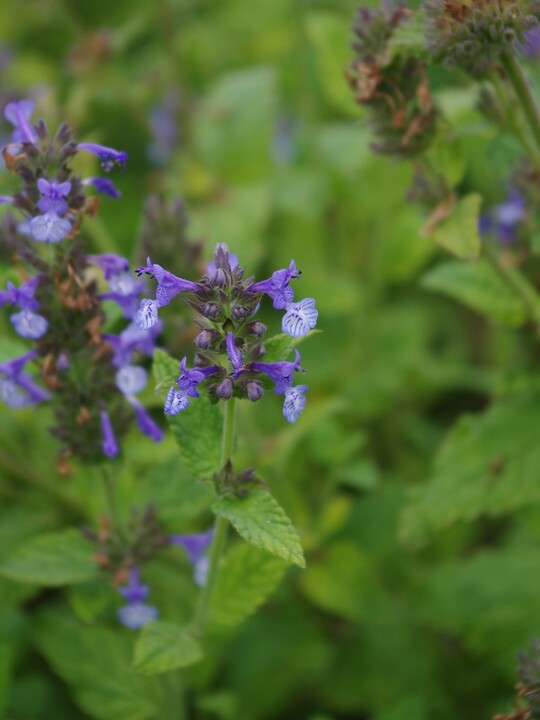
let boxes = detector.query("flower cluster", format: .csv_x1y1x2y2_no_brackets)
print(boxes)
135,244,317,423
479,188,527,244
424,0,540,74
348,3,438,158
0,100,162,469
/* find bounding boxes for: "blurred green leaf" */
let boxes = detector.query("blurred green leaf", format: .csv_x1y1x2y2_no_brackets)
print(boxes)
0,529,98,586
422,259,527,326
36,612,157,720
68,581,112,624
401,390,540,546
213,488,305,567
0,643,9,720
263,330,320,363
210,543,287,626
430,193,482,260
134,622,203,675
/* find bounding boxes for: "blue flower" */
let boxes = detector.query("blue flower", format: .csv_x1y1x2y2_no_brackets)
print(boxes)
100,410,119,458
135,298,159,330
10,309,48,339
117,568,159,629
282,385,308,423
176,357,220,397
250,260,300,309
282,297,318,337
3,100,37,144
76,142,128,172
251,349,304,394
226,332,244,377
29,212,72,243
104,322,160,369
164,387,190,415
114,365,163,443
83,177,121,198
169,529,214,586
136,257,200,307
0,277,40,311
0,351,49,408
93,255,144,318
36,178,71,215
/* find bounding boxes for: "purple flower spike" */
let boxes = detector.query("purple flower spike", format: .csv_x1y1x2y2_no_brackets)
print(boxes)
36,178,71,215
76,142,128,172
135,298,159,330
100,410,119,458
30,212,71,243
176,357,219,397
250,260,301,309
4,100,37,144
283,385,308,423
83,177,121,198
169,529,214,587
89,253,130,279
164,386,190,415
282,297,318,337
251,349,304,394
10,310,48,339
136,257,199,307
226,333,244,377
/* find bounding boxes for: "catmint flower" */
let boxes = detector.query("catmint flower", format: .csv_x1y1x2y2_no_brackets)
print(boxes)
4,99,37,143
0,195,14,204
83,177,121,198
36,178,71,215
117,567,159,629
0,350,49,408
282,298,318,337
249,260,300,309
76,142,128,172
115,365,163,443
176,357,220,398
479,188,526,244
135,298,159,330
226,332,244,377
0,277,40,311
10,309,48,339
136,257,200,308
94,253,145,318
164,386,190,415
100,410,119,458
29,212,72,243
169,529,214,587
251,349,304,394
89,253,129,278
518,25,540,57
283,385,308,423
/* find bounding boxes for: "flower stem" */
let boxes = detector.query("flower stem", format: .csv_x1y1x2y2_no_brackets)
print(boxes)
500,51,540,155
191,398,236,636
101,466,124,541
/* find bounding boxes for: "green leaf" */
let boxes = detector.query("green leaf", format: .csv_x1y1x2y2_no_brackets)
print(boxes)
430,193,482,260
68,581,113,623
133,621,203,675
400,390,540,546
153,349,223,480
36,612,157,720
262,330,320,363
422,259,527,326
0,643,9,720
212,488,305,567
152,347,179,390
0,529,98,586
209,543,287,626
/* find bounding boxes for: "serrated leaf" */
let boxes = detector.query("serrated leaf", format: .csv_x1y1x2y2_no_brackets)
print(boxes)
36,612,156,720
0,529,98,586
133,621,203,675
262,330,320,363
209,543,287,626
422,259,527,326
430,193,482,260
212,489,305,567
400,391,540,546
153,349,223,480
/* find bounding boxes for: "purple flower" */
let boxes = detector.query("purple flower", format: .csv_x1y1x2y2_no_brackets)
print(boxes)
0,195,14,204
206,244,239,281
251,349,304,394
29,212,71,243
83,177,121,198
176,357,219,397
480,189,526,245
282,298,318,337
100,409,119,458
0,351,49,408
518,26,540,58
114,366,163,443
36,178,71,215
117,568,159,629
99,270,144,318
89,253,129,278
164,387,190,415
148,98,179,166
0,277,40,311
282,385,308,423
10,309,48,339
76,142,128,172
135,298,159,330
129,398,163,442
104,322,160,368
250,260,301,309
4,100,37,144
169,529,214,586
226,332,244,377
136,257,199,307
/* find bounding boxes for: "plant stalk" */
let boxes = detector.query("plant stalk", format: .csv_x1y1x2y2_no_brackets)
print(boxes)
500,51,540,155
191,398,236,636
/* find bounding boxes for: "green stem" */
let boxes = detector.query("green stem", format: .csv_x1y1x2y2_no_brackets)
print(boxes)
191,398,236,636
490,72,540,165
500,51,540,155
484,242,540,336
101,466,124,540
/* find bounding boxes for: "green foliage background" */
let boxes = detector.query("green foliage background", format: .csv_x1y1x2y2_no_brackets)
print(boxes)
0,0,538,719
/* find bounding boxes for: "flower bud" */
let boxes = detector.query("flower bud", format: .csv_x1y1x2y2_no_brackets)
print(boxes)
201,302,221,320
245,321,266,339
195,329,216,350
231,304,250,320
246,381,263,402
216,377,233,399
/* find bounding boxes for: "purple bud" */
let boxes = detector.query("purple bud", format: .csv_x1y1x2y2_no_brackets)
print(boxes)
246,381,263,402
216,377,233,399
100,410,119,458
201,302,221,320
245,321,266,339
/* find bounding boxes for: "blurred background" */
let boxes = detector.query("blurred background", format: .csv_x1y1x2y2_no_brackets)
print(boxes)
0,0,538,719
